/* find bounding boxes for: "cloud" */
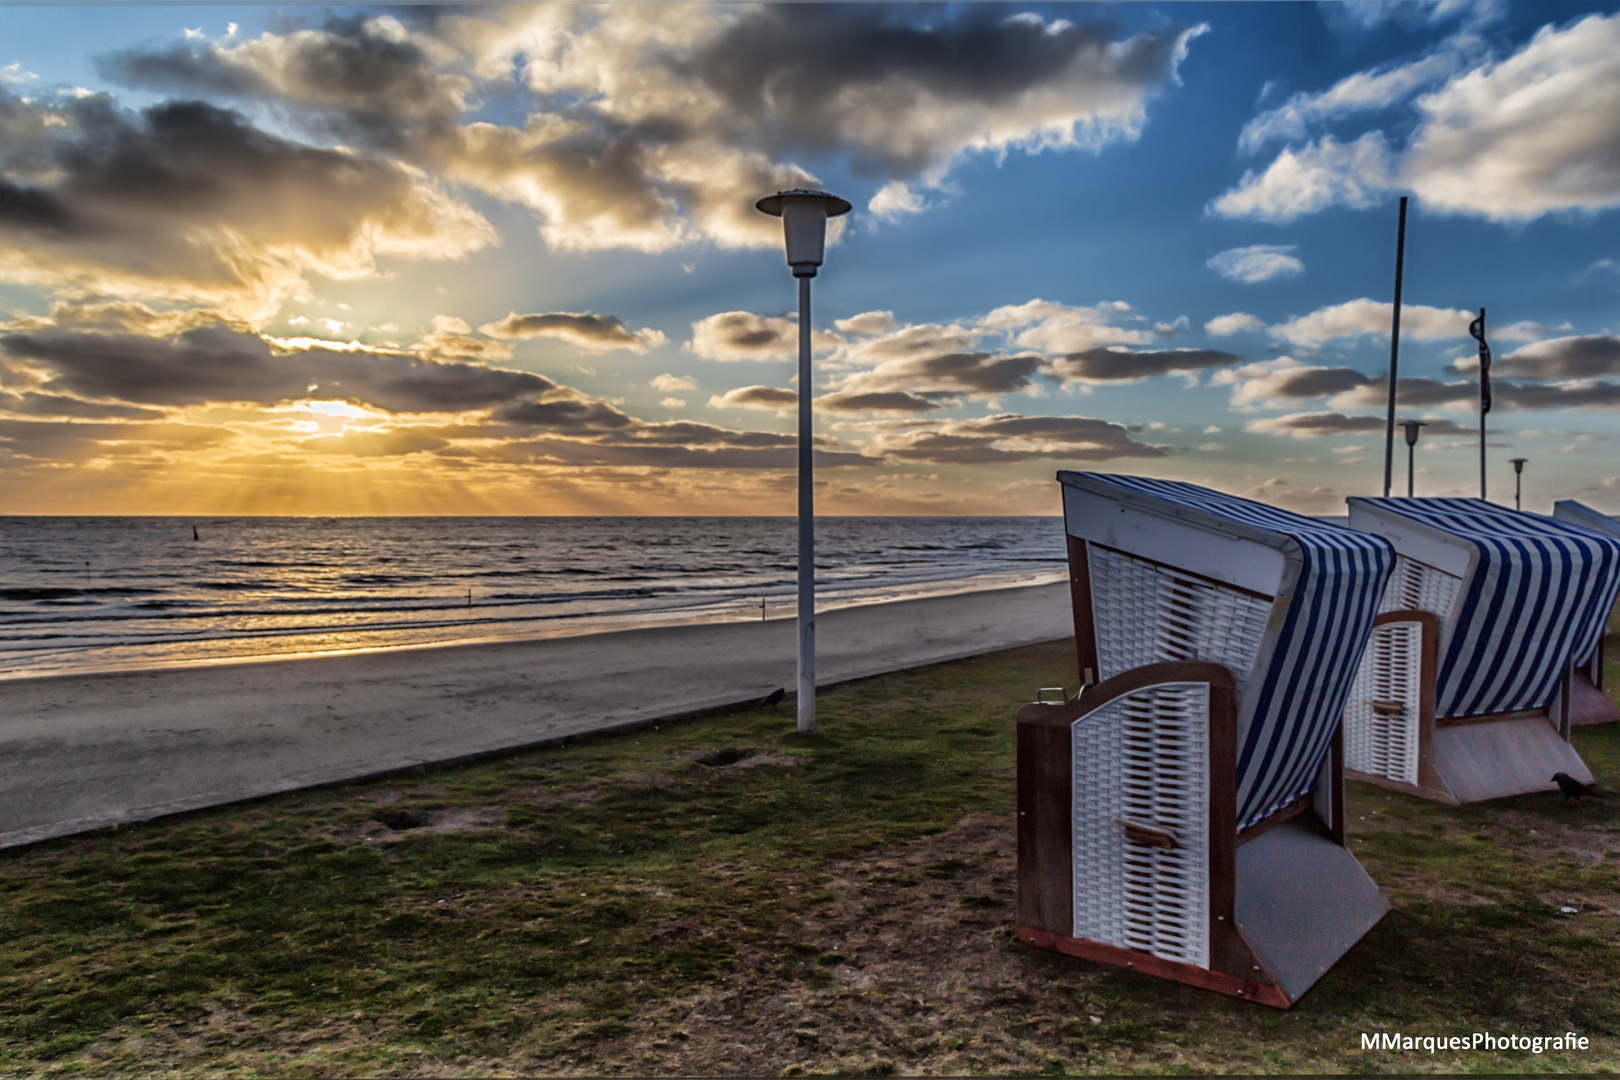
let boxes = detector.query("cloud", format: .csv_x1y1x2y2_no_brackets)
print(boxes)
708,385,797,410
1248,411,1470,438
979,299,1153,353
1238,48,1466,153
1210,132,1397,222
687,311,841,362
659,397,686,409
650,373,697,393
0,314,560,413
868,181,926,220
100,6,1203,253
1218,13,1620,224
1403,13,1620,221
1213,357,1373,408
1045,347,1243,385
0,92,493,318
1206,245,1304,283
817,391,940,415
1270,298,1472,347
830,351,1041,400
869,412,1170,464
834,311,899,337
1493,335,1620,378
479,311,667,353
1205,312,1268,337
415,315,512,363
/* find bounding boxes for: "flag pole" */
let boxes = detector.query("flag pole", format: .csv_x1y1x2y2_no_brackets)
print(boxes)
1382,196,1408,498
1477,306,1488,500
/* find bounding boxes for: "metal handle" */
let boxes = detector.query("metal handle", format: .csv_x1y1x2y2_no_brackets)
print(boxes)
1033,686,1067,705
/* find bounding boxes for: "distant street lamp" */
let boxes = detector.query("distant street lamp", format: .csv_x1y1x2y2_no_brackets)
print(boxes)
1401,420,1427,497
1510,457,1528,512
755,189,852,736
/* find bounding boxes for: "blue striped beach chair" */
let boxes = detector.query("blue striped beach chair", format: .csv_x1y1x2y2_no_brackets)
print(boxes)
1342,497,1620,802
1551,499,1620,726
1018,472,1394,1008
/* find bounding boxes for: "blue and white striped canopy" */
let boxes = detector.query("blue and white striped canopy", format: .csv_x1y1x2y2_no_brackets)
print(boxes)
1352,497,1620,718
1079,474,1395,830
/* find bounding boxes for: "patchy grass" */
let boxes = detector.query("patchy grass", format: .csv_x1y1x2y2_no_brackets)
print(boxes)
2,637,1620,1075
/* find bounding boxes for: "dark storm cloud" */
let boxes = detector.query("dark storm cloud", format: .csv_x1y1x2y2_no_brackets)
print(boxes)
98,14,467,151
708,385,799,409
873,413,1169,464
489,397,635,431
1497,380,1620,409
479,311,663,352
510,439,872,471
1250,412,1470,437
1047,347,1243,383
817,391,939,414
835,352,1041,399
1492,336,1620,379
0,389,165,421
680,6,1187,174
0,417,233,459
0,324,556,413
0,91,489,307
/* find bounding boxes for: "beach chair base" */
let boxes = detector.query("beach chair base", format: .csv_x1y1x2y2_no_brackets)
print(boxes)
1017,815,1389,1008
1018,661,1388,1008
1570,671,1618,727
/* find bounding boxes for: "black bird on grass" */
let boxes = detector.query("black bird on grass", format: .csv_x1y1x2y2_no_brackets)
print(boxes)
763,687,785,709
1553,772,1597,800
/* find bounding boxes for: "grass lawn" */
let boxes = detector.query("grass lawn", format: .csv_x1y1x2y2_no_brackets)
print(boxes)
3,627,1620,1076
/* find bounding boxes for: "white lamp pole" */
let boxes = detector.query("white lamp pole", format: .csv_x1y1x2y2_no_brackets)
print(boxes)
755,189,851,735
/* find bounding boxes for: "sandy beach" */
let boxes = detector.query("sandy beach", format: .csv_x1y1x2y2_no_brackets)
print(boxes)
0,581,1071,850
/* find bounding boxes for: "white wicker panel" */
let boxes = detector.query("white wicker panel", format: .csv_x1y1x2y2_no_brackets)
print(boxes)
1343,621,1422,785
1073,683,1210,969
1379,555,1461,620
1089,545,1272,698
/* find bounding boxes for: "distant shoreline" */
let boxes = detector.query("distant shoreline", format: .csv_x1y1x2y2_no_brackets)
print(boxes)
0,566,1066,683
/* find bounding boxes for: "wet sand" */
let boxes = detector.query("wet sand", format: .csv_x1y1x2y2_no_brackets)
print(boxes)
0,582,1071,849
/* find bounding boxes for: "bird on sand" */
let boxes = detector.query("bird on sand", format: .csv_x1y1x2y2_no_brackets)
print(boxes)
763,687,785,709
1553,772,1597,800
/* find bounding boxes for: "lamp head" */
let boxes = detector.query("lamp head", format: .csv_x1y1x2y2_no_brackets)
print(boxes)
1510,457,1527,475
755,189,852,277
1401,419,1427,447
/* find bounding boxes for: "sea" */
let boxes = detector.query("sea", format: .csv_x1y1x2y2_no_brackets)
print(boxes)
0,517,1067,680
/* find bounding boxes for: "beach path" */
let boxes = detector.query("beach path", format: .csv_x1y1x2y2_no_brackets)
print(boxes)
0,582,1070,849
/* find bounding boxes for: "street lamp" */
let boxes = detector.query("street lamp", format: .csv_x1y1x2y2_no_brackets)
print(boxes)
1401,420,1427,497
1510,457,1528,512
755,188,852,735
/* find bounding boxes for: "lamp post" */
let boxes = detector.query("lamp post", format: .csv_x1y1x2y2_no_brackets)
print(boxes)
1510,457,1527,512
755,188,852,735
1401,420,1427,497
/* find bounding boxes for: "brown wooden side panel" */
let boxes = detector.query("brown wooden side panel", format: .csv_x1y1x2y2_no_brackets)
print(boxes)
1016,926,1291,1009
1017,712,1073,936
1066,535,1099,687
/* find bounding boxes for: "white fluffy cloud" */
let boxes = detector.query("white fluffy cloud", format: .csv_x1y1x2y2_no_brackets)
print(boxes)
1216,12,1620,224
1206,245,1304,283
1210,133,1397,223
1205,312,1268,337
978,299,1153,354
1270,298,1472,347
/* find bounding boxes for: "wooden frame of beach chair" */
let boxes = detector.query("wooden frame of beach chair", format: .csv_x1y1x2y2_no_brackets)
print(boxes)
1552,499,1620,726
1017,472,1394,1008
1341,498,1620,802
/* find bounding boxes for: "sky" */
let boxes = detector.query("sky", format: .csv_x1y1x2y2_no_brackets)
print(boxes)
1,1,1618,517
